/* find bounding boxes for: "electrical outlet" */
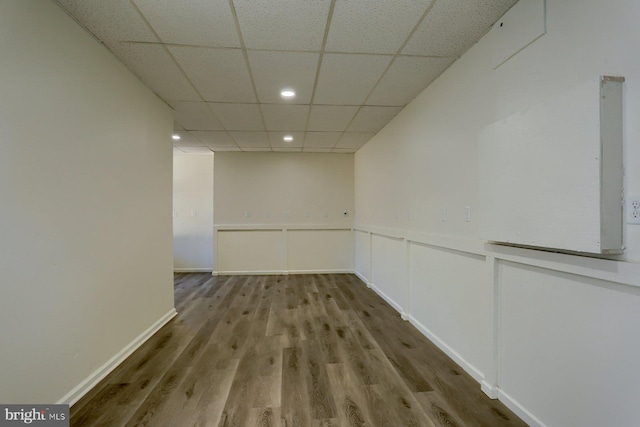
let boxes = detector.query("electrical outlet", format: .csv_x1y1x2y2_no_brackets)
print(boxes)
441,208,447,222
465,206,471,222
627,196,640,224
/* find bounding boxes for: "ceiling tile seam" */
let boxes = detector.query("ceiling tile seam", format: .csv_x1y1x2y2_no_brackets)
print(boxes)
120,41,243,51
332,0,440,149
360,0,440,107
110,43,457,60
128,0,240,150
303,0,338,151
228,0,272,151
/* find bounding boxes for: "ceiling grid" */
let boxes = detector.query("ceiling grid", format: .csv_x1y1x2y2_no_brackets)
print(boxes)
54,0,518,154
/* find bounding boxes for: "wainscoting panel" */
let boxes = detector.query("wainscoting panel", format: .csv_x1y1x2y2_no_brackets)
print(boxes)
214,225,353,275
287,229,353,273
216,229,283,274
371,233,408,315
498,261,640,427
354,230,371,284
353,224,640,427
409,243,490,383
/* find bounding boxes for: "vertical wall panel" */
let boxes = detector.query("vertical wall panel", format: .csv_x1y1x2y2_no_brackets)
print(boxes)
354,230,371,283
287,229,352,272
500,262,640,426
217,230,283,273
409,243,490,380
371,234,407,314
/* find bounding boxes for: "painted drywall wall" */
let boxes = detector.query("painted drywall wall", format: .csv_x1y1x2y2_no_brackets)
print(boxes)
213,152,353,274
173,153,214,271
355,0,640,426
214,152,353,225
0,0,175,404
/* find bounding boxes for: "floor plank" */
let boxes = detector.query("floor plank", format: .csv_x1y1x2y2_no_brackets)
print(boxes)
71,273,527,427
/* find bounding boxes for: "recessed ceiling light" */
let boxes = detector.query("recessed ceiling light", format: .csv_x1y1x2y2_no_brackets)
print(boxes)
280,89,296,99
283,135,294,142
172,134,181,140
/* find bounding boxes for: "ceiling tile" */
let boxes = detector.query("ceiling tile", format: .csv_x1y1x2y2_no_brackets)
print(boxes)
261,105,309,131
307,105,359,131
402,0,517,56
133,0,240,47
171,102,224,130
178,146,213,154
230,132,271,148
209,103,264,131
332,148,357,153
367,56,456,106
233,0,330,51
56,0,157,42
173,146,186,154
169,46,256,102
172,131,204,146
304,132,342,149
269,132,304,148
191,131,237,147
314,53,392,105
347,106,403,133
325,0,430,54
173,121,184,131
248,51,319,104
107,42,199,102
335,132,375,150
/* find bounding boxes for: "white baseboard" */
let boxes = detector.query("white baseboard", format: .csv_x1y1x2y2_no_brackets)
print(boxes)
353,270,371,287
481,381,499,399
364,278,487,387
58,308,178,407
407,314,485,385
174,268,213,273
498,389,548,427
213,270,287,276
369,283,407,320
213,269,353,276
288,269,353,275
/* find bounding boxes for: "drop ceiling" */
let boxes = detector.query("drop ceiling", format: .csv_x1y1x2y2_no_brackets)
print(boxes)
55,0,518,154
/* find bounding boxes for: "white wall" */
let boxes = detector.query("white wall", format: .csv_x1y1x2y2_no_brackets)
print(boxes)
173,153,214,272
0,0,175,405
354,1,640,426
214,152,353,274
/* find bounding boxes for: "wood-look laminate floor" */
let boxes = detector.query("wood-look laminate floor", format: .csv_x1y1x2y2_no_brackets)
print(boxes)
71,274,527,427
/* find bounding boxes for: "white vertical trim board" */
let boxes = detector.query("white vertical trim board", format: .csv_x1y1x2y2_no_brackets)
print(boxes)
58,309,177,407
